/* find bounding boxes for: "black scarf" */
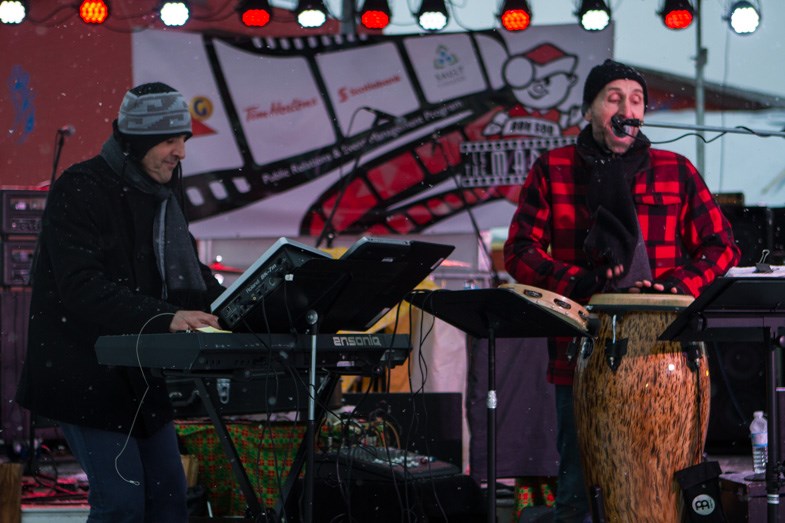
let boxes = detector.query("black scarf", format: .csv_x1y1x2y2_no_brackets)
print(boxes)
578,125,653,290
100,136,206,299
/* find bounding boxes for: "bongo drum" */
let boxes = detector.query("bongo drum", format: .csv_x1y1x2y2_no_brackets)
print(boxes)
499,283,590,333
573,293,709,523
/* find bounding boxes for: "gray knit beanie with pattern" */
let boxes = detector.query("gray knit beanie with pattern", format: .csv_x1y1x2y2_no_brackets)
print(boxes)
114,82,192,159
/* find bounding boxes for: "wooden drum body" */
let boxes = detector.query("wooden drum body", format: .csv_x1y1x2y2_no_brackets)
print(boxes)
573,294,710,523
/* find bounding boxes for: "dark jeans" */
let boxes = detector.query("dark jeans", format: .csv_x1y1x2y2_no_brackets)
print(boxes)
554,384,590,523
60,421,188,523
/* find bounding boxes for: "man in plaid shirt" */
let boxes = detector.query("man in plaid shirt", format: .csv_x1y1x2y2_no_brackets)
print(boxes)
504,60,740,522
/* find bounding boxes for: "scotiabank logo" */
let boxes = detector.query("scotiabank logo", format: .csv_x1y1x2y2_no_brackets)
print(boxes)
244,97,318,122
337,75,402,103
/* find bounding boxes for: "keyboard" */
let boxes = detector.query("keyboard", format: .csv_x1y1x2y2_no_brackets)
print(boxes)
95,332,411,374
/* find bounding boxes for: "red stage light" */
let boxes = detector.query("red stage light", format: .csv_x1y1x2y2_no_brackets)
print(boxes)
660,0,694,30
241,9,270,27
361,10,389,29
500,0,532,32
663,9,693,29
360,0,390,30
79,0,109,24
237,0,271,28
501,10,531,31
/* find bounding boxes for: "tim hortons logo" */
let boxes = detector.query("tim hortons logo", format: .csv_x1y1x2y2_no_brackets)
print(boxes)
332,335,382,347
244,97,318,121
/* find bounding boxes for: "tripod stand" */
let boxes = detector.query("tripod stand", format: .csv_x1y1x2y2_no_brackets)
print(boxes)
407,286,589,522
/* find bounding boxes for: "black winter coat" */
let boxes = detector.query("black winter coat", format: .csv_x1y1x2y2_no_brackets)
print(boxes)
15,156,224,437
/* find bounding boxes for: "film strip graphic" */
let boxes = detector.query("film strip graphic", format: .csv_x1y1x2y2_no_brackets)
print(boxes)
176,29,592,236
301,119,580,235
180,30,518,224
459,136,577,188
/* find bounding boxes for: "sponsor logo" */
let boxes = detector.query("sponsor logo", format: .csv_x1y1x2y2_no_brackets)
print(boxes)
189,96,217,136
191,96,213,119
332,335,383,347
434,45,458,69
432,45,464,86
336,75,402,103
244,97,318,122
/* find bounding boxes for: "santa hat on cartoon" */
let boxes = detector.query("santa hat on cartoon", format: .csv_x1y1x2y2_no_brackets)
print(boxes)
504,43,577,89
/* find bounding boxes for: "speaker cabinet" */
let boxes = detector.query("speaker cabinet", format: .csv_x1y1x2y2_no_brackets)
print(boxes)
705,342,766,455
285,473,485,523
770,207,785,264
720,205,773,266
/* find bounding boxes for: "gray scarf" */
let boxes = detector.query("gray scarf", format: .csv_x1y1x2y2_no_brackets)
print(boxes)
100,136,206,299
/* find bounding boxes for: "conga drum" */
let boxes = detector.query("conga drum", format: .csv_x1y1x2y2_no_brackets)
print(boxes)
573,294,709,523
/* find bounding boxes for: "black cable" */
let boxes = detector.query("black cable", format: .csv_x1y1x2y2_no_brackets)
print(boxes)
315,106,383,249
429,134,502,287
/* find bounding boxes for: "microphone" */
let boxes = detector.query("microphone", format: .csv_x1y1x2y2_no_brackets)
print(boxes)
360,106,405,125
610,115,642,137
57,125,76,137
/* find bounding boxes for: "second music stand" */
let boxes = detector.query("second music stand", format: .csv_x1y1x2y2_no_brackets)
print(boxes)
660,276,785,523
406,287,589,523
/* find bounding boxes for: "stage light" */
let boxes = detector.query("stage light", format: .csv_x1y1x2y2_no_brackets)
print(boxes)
237,0,271,28
576,0,610,31
79,0,109,24
360,0,390,30
727,0,760,35
499,0,532,32
296,0,327,28
0,0,26,24
660,0,694,30
159,0,190,27
417,0,448,31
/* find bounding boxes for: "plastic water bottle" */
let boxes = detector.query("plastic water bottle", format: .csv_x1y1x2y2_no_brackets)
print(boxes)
750,410,768,475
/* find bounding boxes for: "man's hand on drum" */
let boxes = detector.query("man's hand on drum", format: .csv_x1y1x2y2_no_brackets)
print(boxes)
629,280,680,294
604,264,624,281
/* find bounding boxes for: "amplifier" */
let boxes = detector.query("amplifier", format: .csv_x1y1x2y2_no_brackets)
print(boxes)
0,190,46,236
1,238,36,286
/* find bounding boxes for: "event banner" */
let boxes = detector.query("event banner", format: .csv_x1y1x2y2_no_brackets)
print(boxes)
132,25,612,239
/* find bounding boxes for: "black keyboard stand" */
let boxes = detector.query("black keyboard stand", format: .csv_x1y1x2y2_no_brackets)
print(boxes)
192,372,337,522
406,288,589,523
660,276,785,523
226,253,446,522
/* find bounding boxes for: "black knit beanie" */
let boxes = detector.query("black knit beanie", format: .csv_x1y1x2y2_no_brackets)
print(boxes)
113,82,192,160
582,59,648,113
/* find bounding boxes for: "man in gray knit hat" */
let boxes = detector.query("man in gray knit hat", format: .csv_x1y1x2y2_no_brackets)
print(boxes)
16,82,225,522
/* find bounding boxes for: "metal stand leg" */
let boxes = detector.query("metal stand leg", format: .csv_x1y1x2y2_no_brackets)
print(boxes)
304,310,319,523
766,336,781,523
486,327,497,523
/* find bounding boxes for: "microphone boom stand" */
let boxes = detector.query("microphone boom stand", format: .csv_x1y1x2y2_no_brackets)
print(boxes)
642,120,785,138
315,110,387,249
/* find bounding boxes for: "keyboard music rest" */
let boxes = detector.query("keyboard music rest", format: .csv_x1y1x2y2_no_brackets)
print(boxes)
95,332,412,374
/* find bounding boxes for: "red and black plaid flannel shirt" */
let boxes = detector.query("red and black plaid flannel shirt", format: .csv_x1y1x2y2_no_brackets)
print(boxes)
504,143,741,385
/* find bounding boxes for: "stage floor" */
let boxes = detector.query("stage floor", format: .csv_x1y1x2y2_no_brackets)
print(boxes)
9,453,757,523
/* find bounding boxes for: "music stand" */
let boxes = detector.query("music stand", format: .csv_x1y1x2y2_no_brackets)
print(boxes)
406,288,589,523
259,244,454,523
660,276,785,523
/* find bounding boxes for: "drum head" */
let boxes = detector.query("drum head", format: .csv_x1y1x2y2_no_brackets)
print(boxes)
588,293,693,310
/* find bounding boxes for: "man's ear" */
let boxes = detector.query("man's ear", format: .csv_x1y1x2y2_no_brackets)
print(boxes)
583,107,592,123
